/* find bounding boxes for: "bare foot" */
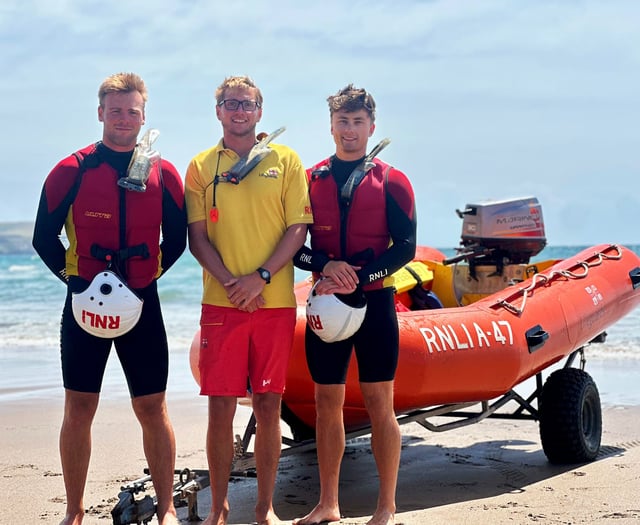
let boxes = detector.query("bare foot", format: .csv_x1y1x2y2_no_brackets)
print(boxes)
256,508,285,525
201,508,229,525
366,509,395,525
158,509,181,525
59,512,84,525
293,503,341,525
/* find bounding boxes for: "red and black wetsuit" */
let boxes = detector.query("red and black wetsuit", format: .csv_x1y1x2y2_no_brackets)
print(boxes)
294,155,417,384
32,142,187,396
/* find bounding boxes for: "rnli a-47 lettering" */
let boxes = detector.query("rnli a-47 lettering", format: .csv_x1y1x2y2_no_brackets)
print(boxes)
419,320,514,353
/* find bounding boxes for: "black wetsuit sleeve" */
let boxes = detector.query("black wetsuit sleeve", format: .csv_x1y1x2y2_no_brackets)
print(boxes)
158,160,187,276
32,186,71,283
293,244,332,273
32,156,82,284
356,169,417,286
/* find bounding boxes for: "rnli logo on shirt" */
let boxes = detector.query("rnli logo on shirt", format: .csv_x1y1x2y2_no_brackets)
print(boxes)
259,168,279,179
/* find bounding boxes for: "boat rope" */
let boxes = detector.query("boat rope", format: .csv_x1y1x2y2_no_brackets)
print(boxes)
495,244,623,316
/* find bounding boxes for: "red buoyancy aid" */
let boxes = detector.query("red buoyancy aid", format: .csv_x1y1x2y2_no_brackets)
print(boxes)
308,157,391,291
69,144,163,289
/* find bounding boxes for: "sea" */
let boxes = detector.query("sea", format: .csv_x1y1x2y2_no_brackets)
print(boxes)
1,244,640,407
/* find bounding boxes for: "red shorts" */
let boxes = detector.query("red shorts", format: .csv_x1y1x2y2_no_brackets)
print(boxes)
198,305,296,396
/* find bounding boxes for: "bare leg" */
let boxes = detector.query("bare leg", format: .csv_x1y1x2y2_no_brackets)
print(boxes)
58,389,99,525
293,384,344,525
201,396,237,525
131,392,179,525
252,392,284,525
361,381,399,525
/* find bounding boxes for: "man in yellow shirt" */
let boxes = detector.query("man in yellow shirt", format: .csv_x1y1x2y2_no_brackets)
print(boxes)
185,75,313,525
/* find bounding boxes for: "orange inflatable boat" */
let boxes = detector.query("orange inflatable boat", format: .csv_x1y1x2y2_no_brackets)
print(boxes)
279,198,640,464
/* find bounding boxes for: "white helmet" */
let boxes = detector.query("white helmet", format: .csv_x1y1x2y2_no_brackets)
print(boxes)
305,281,367,343
72,270,143,338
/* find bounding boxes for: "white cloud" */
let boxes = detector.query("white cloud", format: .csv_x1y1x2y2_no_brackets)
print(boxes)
1,0,639,247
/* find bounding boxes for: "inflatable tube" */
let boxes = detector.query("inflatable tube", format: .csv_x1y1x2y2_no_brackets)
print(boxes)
283,243,640,431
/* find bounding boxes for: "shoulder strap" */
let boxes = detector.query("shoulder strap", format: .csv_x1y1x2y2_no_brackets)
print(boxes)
68,152,85,206
69,145,101,204
340,138,391,207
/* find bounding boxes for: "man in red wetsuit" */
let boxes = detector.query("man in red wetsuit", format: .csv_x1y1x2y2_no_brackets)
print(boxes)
293,85,417,525
32,72,186,525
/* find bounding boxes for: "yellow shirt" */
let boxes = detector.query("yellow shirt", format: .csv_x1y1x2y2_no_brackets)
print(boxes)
185,140,313,308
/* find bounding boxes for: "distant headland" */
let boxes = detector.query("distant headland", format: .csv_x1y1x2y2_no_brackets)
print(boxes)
0,222,35,254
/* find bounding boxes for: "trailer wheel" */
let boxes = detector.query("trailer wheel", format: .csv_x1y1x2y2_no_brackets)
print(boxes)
539,368,602,464
281,402,316,443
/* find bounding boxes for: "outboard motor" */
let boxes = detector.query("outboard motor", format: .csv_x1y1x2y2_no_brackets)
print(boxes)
445,196,547,275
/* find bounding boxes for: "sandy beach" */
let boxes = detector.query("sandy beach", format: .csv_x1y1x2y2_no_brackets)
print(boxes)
2,389,640,525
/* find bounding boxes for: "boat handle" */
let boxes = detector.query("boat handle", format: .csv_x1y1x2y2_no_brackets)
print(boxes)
630,267,640,289
526,325,549,353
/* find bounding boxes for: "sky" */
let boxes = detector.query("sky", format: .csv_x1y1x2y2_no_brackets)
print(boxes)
1,0,638,249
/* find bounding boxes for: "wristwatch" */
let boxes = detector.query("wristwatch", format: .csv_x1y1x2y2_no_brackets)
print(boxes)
257,267,271,284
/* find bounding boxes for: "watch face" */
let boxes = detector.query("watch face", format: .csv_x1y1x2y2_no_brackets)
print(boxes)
259,268,270,283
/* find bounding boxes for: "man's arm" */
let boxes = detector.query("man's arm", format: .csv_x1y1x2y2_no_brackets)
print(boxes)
158,160,187,275
225,223,308,308
32,158,81,283
293,244,331,273
262,223,309,277
189,222,307,311
32,185,70,283
188,220,236,286
356,168,417,286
